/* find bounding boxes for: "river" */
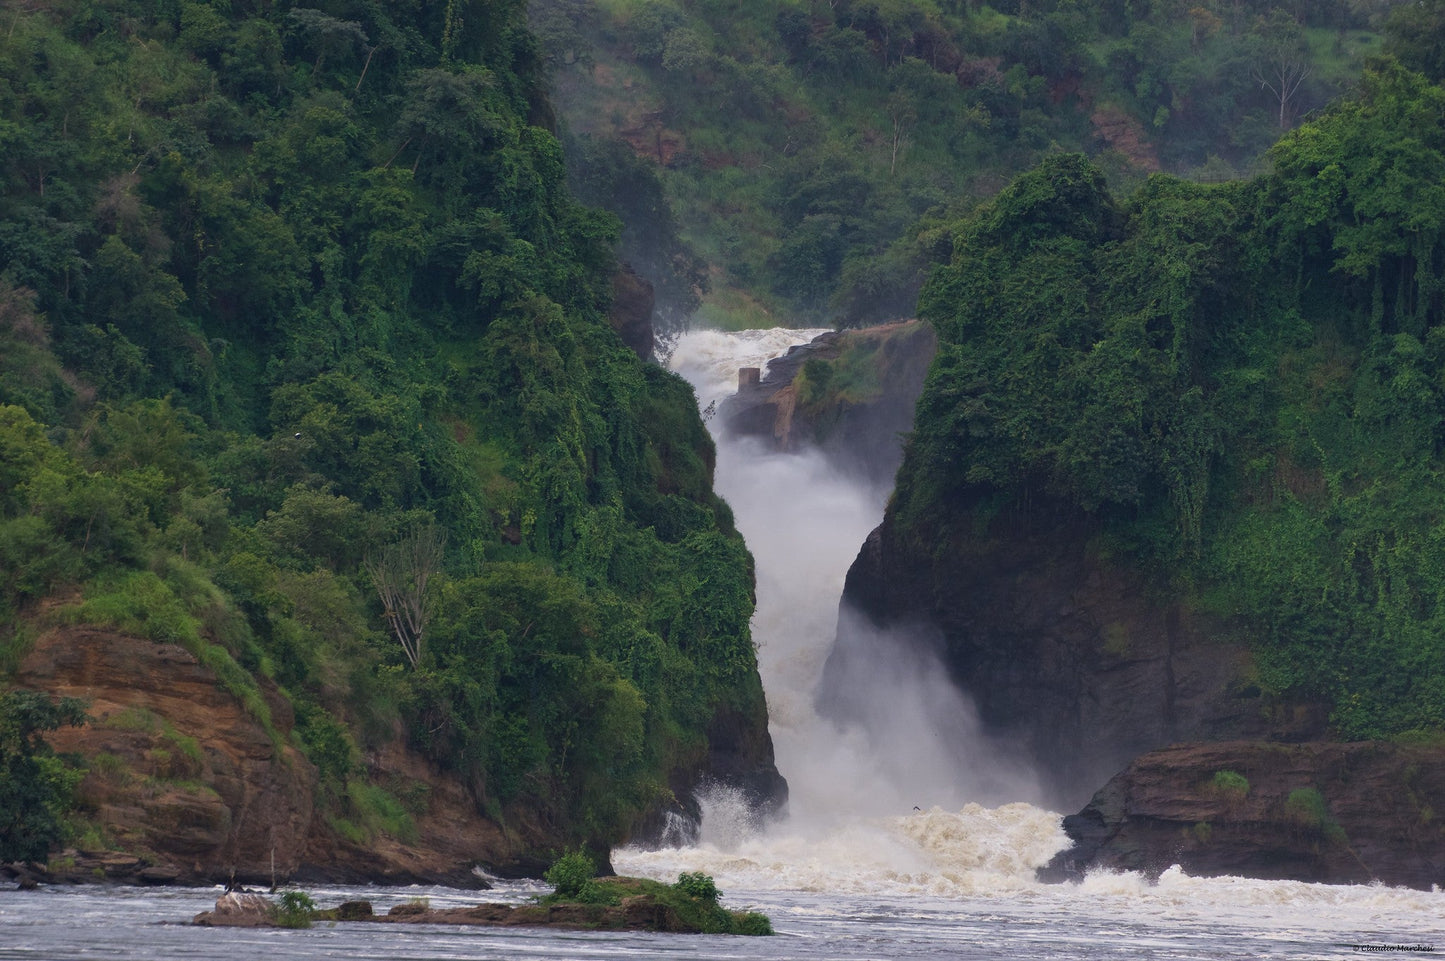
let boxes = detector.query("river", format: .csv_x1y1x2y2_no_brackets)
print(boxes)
1,328,1440,959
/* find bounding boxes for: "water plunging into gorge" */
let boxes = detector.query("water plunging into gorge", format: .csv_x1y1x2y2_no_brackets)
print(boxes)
615,326,1064,892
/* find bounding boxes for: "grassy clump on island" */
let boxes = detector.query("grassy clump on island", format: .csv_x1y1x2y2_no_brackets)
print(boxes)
542,850,773,935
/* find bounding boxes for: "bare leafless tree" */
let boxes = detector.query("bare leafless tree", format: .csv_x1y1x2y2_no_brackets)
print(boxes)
364,526,445,668
1253,12,1312,130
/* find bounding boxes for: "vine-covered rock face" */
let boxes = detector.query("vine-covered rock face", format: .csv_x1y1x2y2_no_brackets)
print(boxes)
1040,741,1445,890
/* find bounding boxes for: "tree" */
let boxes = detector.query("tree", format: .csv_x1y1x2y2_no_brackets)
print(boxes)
1384,0,1445,82
0,689,88,864
286,8,368,78
364,526,445,668
1252,12,1312,130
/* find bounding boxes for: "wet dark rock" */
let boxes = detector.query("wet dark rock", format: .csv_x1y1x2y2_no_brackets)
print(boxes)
824,498,1327,809
1040,740,1445,889
608,265,655,360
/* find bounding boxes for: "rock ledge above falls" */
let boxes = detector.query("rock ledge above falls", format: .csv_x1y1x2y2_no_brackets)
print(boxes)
719,320,937,486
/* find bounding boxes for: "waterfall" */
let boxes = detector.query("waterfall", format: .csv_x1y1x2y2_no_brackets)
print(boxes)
617,327,1062,891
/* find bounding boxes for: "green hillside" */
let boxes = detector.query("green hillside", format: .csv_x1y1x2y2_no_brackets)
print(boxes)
904,59,1445,739
0,1,768,863
537,0,1401,329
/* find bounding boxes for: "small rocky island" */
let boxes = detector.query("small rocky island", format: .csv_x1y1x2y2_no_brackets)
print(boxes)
194,866,773,936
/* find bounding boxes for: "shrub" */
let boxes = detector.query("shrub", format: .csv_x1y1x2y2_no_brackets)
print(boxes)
544,849,595,899
674,871,719,903
1284,787,1328,829
1210,770,1250,799
0,690,89,863
276,890,316,928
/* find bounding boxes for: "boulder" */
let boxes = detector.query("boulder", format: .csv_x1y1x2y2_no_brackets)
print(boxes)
193,891,274,927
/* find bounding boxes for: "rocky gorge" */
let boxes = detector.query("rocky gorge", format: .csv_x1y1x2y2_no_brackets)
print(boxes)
819,406,1445,890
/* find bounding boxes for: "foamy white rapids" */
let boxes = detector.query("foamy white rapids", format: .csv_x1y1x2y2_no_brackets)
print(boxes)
616,802,1068,897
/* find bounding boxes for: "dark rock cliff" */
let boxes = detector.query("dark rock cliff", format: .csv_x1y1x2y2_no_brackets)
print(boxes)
628,700,789,849
1040,740,1445,890
608,265,656,360
823,497,1327,811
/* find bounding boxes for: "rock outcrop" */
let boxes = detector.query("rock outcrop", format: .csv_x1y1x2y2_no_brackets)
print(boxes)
195,877,773,934
720,321,937,486
9,626,534,886
608,265,655,360
193,891,277,927
14,627,317,885
1040,740,1445,889
823,499,1327,810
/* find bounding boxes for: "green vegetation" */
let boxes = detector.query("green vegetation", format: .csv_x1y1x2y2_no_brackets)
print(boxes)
674,870,720,903
0,1,768,863
537,0,1404,328
904,59,1445,741
276,890,318,929
0,690,88,863
539,852,771,934
1283,787,1347,843
1211,771,1251,799
543,849,604,901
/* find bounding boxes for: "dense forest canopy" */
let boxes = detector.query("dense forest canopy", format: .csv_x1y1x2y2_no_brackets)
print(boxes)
537,0,1423,329
0,0,767,858
903,59,1445,739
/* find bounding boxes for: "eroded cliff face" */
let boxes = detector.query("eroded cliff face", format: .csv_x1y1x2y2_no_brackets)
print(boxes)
10,627,539,886
15,628,315,884
824,500,1327,811
1041,741,1445,889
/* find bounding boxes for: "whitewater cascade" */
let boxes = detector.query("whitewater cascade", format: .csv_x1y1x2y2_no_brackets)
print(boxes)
12,328,1435,961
